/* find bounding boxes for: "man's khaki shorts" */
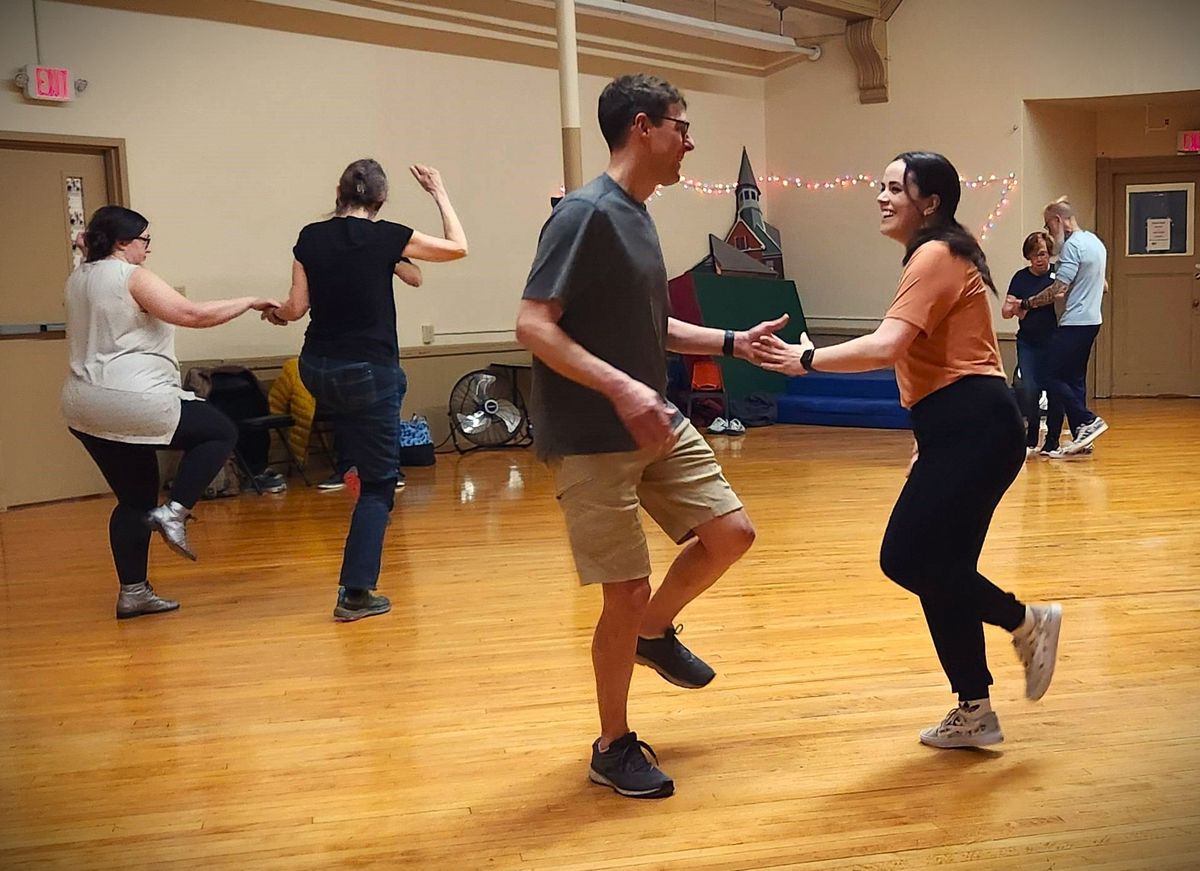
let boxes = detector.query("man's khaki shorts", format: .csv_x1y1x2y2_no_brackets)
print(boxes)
548,420,743,584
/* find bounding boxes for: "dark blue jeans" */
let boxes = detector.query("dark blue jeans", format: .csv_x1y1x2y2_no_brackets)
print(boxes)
300,354,405,591
1015,337,1055,447
1042,324,1099,448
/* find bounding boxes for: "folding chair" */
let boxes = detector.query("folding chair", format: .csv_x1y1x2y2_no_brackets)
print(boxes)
204,368,309,493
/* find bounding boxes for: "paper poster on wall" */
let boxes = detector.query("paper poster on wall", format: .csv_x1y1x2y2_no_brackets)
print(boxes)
1126,182,1193,256
65,175,85,270
1146,218,1172,252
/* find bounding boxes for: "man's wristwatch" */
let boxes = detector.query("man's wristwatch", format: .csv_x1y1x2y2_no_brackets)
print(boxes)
800,347,816,373
722,329,736,357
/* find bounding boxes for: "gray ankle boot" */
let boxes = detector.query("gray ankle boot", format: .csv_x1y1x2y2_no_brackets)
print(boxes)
116,582,180,619
145,501,196,560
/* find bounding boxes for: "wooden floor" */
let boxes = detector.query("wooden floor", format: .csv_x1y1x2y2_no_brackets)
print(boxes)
2,399,1199,870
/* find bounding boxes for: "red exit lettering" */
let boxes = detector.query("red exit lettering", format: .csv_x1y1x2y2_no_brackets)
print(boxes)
24,65,73,102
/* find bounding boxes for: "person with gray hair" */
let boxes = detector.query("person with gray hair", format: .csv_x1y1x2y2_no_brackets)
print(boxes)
1018,197,1109,457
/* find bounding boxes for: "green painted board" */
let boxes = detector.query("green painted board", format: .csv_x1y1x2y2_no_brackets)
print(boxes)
692,273,808,400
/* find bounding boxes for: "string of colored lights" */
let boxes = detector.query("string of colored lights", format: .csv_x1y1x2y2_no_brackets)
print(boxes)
674,172,1019,240
557,172,1019,240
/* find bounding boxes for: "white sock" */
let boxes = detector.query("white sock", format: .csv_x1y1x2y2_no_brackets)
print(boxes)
960,698,992,717
1011,604,1035,638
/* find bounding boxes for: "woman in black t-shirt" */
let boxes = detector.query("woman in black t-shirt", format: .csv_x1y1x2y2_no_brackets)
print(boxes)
267,158,468,621
1002,231,1059,456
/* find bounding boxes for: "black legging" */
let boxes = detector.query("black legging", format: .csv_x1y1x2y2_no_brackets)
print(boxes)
71,400,237,586
879,375,1027,701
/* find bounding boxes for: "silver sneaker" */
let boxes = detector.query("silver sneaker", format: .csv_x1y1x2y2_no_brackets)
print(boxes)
1012,603,1063,701
1066,416,1108,453
145,502,196,561
116,582,180,619
1041,442,1092,459
919,704,1004,749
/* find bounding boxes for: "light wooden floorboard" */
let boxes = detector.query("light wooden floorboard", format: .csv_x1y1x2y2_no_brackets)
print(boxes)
2,398,1198,869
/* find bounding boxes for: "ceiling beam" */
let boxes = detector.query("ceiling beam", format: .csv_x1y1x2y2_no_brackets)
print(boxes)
774,0,878,21
775,0,904,22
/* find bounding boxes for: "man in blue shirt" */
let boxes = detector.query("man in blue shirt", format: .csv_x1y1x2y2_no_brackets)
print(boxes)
1021,197,1108,456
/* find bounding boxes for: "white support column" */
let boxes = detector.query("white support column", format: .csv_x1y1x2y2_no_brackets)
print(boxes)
556,0,584,193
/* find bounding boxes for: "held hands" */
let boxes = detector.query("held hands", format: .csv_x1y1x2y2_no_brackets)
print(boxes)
749,330,816,376
733,313,790,359
410,164,445,196
1003,295,1026,320
260,304,288,326
610,377,679,453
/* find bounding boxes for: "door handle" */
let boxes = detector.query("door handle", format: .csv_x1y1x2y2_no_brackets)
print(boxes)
0,322,66,337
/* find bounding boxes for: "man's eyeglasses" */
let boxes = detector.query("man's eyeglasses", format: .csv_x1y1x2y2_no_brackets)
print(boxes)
136,235,151,246
655,116,691,139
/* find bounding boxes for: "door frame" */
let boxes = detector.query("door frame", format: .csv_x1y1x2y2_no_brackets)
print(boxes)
1095,155,1200,397
0,129,129,207
0,132,128,511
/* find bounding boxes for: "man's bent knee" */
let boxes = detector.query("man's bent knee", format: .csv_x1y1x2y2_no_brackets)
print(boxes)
697,509,756,563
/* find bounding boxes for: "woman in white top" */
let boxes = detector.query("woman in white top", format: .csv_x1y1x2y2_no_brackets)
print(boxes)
62,206,278,618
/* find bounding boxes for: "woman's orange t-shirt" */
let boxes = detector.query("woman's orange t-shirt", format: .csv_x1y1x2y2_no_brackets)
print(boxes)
884,240,1005,408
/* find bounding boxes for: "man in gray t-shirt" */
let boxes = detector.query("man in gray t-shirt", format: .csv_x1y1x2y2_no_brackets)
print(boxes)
516,74,786,800
1021,197,1109,455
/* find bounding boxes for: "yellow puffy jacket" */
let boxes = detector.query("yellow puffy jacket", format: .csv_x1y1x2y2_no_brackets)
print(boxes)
268,358,317,462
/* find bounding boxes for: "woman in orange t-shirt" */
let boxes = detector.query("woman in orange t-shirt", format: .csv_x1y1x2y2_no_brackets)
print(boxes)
753,152,1062,750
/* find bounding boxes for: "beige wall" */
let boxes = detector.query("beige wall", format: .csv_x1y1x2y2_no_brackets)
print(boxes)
764,0,1200,338
0,0,765,362
4,0,1197,398
1097,103,1200,159
1021,104,1098,240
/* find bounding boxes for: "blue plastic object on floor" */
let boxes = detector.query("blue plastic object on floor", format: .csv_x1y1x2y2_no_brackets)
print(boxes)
776,370,911,429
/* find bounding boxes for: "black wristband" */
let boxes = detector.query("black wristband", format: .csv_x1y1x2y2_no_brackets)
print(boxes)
800,347,816,373
722,329,736,357
1021,297,1032,311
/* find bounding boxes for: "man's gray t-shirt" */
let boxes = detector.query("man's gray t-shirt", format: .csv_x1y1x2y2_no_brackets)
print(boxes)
522,173,671,458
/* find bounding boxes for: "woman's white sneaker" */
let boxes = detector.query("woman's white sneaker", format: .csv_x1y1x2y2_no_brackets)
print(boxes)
919,703,1004,749
1012,603,1063,701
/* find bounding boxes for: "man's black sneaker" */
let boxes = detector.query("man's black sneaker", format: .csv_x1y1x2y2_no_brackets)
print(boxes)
635,625,715,688
333,588,391,622
588,732,674,799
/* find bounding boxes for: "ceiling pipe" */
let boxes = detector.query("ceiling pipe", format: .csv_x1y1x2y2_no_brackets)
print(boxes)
574,0,821,58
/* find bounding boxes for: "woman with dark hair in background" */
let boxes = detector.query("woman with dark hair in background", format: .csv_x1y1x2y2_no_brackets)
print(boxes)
62,206,279,618
266,159,467,622
1002,230,1060,457
752,152,1062,749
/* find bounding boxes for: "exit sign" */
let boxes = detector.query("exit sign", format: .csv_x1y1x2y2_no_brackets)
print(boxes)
1179,130,1200,154
23,64,73,102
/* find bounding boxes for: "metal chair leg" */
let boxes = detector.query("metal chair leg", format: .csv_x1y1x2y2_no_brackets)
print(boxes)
234,448,262,495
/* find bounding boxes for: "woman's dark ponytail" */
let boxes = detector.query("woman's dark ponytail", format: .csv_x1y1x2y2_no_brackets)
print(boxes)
896,151,997,295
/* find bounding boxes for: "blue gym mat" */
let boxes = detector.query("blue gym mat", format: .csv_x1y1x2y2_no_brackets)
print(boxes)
776,370,910,429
